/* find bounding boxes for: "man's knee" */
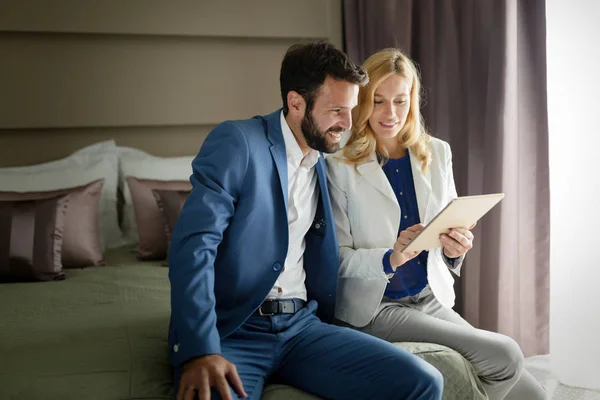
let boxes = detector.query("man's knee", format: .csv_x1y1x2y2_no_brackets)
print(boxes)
411,361,443,400
383,354,443,400
428,366,444,397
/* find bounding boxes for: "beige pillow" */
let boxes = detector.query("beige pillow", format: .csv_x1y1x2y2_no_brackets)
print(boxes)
0,180,106,268
0,194,70,282
126,177,191,260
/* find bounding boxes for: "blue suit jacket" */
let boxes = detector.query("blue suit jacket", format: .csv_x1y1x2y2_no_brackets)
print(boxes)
168,109,340,367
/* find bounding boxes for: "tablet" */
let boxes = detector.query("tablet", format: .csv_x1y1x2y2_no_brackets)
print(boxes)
401,193,505,253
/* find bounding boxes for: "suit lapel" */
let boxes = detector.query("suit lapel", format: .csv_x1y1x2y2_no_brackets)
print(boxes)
408,149,433,223
315,156,330,209
266,109,288,209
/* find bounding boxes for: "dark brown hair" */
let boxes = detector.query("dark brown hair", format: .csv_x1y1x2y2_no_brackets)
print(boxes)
280,41,368,115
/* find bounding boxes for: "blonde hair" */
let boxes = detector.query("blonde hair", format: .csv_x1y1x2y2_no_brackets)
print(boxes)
343,48,432,172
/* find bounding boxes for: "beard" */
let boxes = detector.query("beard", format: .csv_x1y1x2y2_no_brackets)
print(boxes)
300,111,344,154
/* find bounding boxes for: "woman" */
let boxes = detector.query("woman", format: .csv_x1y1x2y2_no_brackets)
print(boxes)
326,48,546,400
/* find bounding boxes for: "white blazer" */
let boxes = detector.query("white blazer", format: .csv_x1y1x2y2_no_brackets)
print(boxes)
326,137,464,328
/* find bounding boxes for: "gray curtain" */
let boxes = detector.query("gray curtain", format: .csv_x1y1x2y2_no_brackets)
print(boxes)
343,0,550,356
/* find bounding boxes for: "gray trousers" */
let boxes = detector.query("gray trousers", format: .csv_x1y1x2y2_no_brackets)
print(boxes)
355,286,546,400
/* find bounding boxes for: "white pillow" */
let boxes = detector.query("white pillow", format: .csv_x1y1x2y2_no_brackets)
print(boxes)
118,146,194,244
0,140,125,249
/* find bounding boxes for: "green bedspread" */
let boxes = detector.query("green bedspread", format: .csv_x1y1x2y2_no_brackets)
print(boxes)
0,246,486,400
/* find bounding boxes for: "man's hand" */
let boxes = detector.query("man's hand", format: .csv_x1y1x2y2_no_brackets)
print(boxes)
389,224,424,269
439,227,474,258
177,354,247,400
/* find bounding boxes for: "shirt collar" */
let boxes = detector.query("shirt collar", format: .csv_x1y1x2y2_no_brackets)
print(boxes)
280,110,320,170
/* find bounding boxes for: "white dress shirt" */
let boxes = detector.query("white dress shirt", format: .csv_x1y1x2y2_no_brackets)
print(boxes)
267,111,320,300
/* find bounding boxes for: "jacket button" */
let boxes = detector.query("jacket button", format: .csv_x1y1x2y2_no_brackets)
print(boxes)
173,344,179,353
272,263,282,272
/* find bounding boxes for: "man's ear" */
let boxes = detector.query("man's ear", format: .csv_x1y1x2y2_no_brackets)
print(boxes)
287,91,306,117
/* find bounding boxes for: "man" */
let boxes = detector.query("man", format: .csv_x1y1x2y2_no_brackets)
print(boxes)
168,42,443,400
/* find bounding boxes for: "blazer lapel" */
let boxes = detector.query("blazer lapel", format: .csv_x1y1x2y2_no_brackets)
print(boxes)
315,156,328,206
357,155,397,205
408,149,433,223
265,109,288,209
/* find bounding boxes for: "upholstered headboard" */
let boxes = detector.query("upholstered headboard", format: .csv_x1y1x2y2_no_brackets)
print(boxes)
0,0,343,167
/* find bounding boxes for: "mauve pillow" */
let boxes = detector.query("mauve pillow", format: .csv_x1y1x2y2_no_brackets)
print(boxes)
0,180,105,268
126,177,192,260
0,194,70,282
152,189,190,252
153,189,190,267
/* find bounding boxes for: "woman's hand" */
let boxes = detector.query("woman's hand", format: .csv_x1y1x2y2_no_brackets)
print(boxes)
389,224,424,270
439,227,474,258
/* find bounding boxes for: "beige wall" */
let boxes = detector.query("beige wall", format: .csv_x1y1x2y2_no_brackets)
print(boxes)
0,0,343,167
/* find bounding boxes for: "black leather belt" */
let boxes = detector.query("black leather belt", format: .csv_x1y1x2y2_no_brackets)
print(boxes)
255,299,306,316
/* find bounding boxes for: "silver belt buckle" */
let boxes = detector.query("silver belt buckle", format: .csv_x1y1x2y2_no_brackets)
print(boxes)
258,304,275,316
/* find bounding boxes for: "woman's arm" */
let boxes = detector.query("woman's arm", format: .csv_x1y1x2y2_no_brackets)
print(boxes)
440,141,467,275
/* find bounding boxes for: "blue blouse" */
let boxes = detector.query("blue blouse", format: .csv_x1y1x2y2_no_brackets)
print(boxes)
380,154,429,299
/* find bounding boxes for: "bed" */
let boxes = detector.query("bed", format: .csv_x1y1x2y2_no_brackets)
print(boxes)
0,141,487,400
0,243,486,400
